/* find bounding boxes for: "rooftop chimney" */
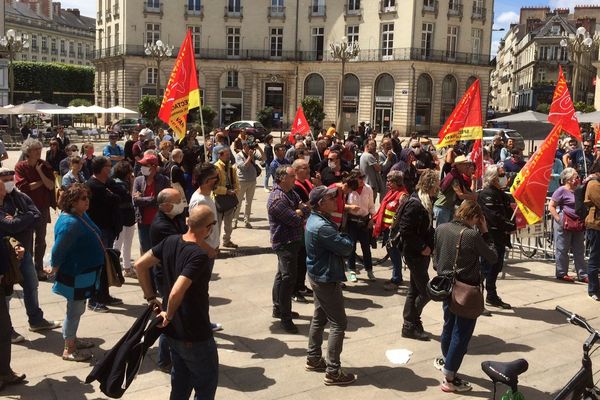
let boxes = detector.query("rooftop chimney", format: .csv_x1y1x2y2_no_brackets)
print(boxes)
66,8,79,17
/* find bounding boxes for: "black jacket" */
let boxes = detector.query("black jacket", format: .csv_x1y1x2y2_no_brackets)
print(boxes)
149,211,187,247
398,193,435,257
87,177,125,233
85,307,163,398
477,186,515,247
0,190,40,252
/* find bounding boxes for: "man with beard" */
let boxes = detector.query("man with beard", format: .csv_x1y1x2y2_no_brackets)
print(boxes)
391,148,419,194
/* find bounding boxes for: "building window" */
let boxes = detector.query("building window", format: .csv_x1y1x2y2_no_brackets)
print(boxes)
189,26,201,55
41,36,47,51
146,23,160,44
383,0,395,7
77,43,83,58
311,0,325,15
21,54,27,61
449,0,460,12
347,25,359,47
446,26,458,58
472,0,483,15
423,0,434,9
32,55,37,61
348,0,360,11
270,28,283,57
115,24,119,47
421,23,434,57
31,34,38,50
227,70,239,88
42,56,47,61
228,0,241,12
381,23,394,60
471,28,482,56
227,27,240,56
147,0,160,8
147,67,158,84
188,0,201,11
539,46,548,60
51,38,57,51
416,73,433,131
311,27,324,60
441,75,457,124
304,73,324,100
537,67,546,82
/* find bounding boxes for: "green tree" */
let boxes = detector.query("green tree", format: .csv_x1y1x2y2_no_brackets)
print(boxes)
201,105,217,132
574,101,587,112
256,106,274,130
68,98,92,107
138,95,161,128
536,103,550,113
584,105,596,113
301,97,326,132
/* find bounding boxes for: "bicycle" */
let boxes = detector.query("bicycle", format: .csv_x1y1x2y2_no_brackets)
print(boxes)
481,306,600,400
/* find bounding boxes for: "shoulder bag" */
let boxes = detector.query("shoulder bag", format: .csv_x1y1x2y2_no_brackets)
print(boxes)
215,166,239,213
2,237,23,286
449,228,485,319
562,212,585,232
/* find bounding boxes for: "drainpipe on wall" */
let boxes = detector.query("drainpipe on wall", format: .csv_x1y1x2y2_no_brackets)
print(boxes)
410,63,416,134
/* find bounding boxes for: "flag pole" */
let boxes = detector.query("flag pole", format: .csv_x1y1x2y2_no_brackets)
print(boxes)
198,105,208,162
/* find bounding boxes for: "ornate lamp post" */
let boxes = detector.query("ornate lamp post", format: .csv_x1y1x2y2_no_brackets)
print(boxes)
144,39,173,99
0,29,29,106
560,26,596,103
330,37,359,138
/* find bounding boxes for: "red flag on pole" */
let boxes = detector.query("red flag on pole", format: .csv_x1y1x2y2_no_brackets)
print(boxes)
289,106,311,144
469,139,484,179
158,30,201,141
510,123,562,224
436,79,482,148
548,66,581,141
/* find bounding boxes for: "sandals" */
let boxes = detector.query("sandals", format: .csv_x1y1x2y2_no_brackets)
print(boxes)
62,351,92,362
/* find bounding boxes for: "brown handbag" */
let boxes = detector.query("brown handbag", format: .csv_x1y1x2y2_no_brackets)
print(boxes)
449,228,485,319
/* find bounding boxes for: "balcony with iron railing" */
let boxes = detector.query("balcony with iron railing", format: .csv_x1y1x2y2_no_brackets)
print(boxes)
472,5,486,21
448,3,463,19
143,2,163,17
422,0,438,16
268,5,285,21
308,5,326,21
90,44,491,67
184,4,204,19
344,4,362,20
113,4,120,18
224,6,243,20
379,1,397,15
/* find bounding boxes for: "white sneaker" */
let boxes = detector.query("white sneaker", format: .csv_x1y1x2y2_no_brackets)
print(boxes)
348,271,358,282
441,377,472,393
433,357,445,371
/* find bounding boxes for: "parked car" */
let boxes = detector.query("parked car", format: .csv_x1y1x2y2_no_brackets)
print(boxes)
111,118,147,136
483,128,525,151
224,120,268,142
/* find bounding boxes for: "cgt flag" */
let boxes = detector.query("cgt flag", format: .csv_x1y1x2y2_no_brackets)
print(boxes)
510,123,562,225
436,79,482,149
289,106,311,144
469,139,484,180
158,30,200,140
548,66,581,141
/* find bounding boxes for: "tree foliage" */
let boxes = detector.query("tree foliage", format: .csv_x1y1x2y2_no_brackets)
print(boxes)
138,96,161,127
68,98,92,107
14,62,94,105
536,103,550,113
256,106,274,130
574,101,596,113
301,97,326,132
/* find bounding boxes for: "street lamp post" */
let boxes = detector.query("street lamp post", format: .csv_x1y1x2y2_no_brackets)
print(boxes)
144,39,173,99
0,29,30,106
560,26,596,103
330,37,359,139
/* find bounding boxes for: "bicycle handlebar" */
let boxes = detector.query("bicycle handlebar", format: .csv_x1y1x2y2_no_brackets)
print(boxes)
555,306,597,335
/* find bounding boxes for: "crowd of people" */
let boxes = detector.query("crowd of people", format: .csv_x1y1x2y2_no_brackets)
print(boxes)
0,122,597,397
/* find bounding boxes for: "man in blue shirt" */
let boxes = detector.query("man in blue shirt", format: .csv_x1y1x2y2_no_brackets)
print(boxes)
103,133,125,166
269,144,291,179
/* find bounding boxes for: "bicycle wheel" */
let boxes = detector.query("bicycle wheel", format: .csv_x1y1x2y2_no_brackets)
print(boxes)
514,236,538,258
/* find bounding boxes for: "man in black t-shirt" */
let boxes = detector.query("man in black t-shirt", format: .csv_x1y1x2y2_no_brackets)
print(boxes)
135,205,218,399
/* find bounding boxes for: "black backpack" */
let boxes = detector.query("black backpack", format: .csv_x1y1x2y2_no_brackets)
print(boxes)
386,196,413,251
575,178,600,220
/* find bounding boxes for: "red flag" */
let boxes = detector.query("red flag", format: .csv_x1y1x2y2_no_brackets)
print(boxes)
548,66,581,141
436,79,482,148
469,139,483,179
289,106,311,144
510,123,562,224
158,30,200,140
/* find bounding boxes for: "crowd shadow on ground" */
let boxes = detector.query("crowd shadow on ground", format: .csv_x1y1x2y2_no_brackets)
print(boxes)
3,375,98,400
220,364,277,392
353,366,439,392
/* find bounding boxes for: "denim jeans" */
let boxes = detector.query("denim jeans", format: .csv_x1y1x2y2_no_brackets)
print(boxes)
10,251,45,326
434,205,454,227
554,216,587,278
440,299,477,375
295,244,308,293
0,286,11,375
383,229,403,283
62,299,86,340
402,254,430,328
272,241,301,321
167,336,219,400
307,278,347,374
346,220,373,272
480,244,506,299
138,223,152,254
587,229,600,295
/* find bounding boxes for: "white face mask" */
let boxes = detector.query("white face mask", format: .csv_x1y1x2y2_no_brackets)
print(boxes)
140,166,151,176
498,176,508,188
168,201,185,217
4,181,15,193
328,161,337,169
412,147,421,156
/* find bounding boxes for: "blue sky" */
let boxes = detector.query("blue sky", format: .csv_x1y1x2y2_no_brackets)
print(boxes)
491,0,597,55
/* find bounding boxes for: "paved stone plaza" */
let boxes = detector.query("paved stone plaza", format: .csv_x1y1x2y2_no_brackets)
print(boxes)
1,149,599,400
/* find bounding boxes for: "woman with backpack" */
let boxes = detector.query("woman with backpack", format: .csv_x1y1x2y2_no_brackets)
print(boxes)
549,168,587,282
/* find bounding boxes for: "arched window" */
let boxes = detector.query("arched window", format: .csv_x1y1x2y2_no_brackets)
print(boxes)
343,74,360,132
304,73,324,100
374,73,395,133
415,73,433,132
343,74,359,98
375,73,394,98
441,75,457,124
